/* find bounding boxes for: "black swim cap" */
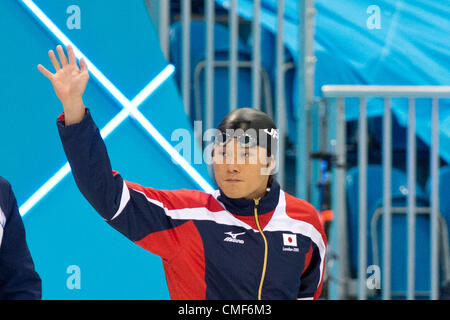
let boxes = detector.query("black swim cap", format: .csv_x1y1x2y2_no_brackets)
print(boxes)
216,108,278,157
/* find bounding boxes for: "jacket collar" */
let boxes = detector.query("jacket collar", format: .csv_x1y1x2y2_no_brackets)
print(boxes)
217,181,280,216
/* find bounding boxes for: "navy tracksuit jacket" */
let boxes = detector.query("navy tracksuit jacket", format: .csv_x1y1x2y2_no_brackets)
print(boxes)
0,177,41,299
57,109,327,300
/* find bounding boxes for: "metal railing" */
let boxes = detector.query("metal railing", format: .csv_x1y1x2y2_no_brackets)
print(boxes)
147,0,317,191
321,85,450,300
146,1,450,300
371,207,450,298
193,60,274,123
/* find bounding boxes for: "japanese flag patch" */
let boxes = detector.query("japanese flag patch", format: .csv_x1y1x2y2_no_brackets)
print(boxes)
282,233,297,247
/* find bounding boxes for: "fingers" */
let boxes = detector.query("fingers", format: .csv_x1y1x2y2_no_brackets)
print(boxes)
67,45,77,68
37,64,53,79
45,44,85,76
56,45,68,67
79,58,88,73
48,49,61,72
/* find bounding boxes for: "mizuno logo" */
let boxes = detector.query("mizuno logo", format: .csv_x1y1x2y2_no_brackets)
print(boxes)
224,231,245,244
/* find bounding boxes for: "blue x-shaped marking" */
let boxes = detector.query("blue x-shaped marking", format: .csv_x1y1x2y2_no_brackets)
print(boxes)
19,0,214,216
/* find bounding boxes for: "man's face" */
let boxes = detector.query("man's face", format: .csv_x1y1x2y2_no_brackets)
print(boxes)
213,139,275,200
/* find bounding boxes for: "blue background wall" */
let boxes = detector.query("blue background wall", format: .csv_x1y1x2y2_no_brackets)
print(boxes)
0,0,212,299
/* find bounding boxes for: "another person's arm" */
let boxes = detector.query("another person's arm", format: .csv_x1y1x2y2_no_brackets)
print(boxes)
0,179,42,299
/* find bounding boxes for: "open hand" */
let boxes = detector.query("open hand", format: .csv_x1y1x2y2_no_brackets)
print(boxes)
38,45,89,125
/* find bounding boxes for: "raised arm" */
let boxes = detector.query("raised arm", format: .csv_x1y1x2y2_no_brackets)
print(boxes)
37,45,188,260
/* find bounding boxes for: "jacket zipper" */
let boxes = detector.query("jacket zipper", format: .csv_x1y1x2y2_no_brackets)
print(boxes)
254,198,268,300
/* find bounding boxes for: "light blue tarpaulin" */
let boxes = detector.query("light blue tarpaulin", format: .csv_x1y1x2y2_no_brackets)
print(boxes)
215,0,450,163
